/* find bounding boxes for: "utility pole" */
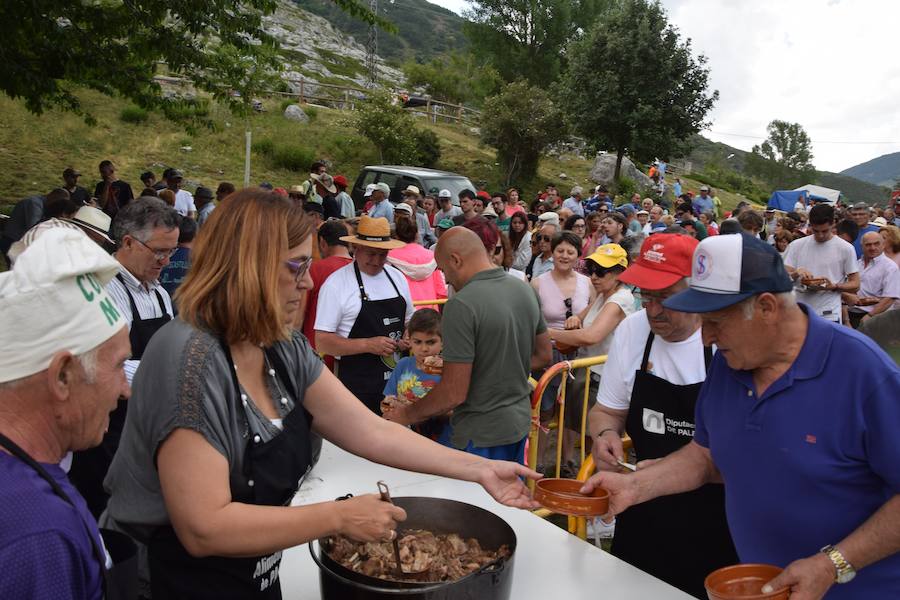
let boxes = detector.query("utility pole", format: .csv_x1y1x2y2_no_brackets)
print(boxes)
365,0,378,88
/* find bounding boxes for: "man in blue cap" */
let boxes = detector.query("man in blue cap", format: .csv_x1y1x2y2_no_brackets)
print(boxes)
581,232,900,600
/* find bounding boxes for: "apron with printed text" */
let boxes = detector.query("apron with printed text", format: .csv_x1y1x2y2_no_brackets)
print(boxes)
336,262,407,413
613,332,737,599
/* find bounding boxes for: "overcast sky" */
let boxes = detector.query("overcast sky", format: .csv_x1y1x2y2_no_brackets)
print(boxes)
427,0,900,172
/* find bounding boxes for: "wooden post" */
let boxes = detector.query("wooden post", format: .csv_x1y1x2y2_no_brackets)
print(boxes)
244,129,252,187
344,89,349,110
299,79,305,104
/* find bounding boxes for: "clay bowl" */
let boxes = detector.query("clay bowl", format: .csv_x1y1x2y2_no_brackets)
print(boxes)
705,564,789,600
533,478,609,517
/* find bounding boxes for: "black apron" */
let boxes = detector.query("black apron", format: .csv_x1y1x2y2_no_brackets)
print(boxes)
147,341,314,599
612,332,738,599
336,262,407,413
0,433,138,600
70,274,172,519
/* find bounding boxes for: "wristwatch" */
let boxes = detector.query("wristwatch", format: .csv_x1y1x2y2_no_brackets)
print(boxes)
820,545,856,584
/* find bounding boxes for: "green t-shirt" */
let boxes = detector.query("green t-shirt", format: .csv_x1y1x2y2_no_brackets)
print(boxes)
441,268,547,448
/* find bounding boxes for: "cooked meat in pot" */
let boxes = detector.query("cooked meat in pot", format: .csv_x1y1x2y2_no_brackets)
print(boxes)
326,529,510,582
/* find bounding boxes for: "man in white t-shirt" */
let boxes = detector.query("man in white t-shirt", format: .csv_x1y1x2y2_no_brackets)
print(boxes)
314,215,414,412
782,204,859,323
586,233,738,597
167,170,197,219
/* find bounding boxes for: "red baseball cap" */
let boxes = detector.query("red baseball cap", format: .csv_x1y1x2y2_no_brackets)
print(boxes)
476,190,491,201
618,233,698,291
333,175,348,188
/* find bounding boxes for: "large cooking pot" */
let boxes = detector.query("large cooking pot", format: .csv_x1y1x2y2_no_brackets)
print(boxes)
310,496,516,600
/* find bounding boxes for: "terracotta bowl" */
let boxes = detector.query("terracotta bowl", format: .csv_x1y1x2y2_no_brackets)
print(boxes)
705,564,788,600
533,478,609,517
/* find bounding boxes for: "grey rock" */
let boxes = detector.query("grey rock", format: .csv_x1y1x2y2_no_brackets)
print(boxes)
283,104,309,123
558,173,568,180
589,154,654,189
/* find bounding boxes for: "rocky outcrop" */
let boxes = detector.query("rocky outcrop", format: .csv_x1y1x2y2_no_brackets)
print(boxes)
589,153,654,188
283,104,309,122
265,1,405,92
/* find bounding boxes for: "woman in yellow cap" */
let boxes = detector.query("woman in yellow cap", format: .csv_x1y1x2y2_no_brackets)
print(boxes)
546,244,637,472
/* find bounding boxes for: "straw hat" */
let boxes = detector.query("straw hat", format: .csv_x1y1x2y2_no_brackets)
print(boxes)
340,215,405,249
63,206,114,245
310,173,337,194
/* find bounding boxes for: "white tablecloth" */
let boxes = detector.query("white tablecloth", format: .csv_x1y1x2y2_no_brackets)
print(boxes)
280,442,693,599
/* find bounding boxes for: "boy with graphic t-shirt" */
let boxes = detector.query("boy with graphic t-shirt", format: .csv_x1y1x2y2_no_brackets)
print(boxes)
382,309,449,443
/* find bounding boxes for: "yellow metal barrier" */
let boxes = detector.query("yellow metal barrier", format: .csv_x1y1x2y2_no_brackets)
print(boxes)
527,356,636,541
412,299,448,306
527,355,607,488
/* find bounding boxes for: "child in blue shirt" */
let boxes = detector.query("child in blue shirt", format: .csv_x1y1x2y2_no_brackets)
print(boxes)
382,309,450,443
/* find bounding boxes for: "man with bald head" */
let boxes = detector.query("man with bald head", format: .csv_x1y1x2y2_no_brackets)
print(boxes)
845,231,900,328
385,227,552,461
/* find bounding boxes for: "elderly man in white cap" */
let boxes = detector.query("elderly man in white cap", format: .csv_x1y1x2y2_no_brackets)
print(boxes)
315,215,415,412
0,228,132,600
69,197,179,518
584,232,900,600
367,182,394,223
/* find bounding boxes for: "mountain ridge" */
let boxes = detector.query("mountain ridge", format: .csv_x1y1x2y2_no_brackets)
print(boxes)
840,151,900,188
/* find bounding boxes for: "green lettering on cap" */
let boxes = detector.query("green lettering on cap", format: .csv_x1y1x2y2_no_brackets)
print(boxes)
99,296,121,326
76,274,94,302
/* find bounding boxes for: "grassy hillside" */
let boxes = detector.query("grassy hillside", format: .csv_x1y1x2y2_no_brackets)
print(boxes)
292,0,467,65
0,90,596,211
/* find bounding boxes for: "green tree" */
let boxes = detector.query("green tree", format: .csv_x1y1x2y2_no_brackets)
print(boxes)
0,0,388,121
746,120,816,188
403,52,502,106
561,0,717,181
480,80,567,186
352,92,441,167
463,0,613,87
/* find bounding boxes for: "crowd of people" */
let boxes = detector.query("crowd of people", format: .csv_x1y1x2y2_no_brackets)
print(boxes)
0,158,898,600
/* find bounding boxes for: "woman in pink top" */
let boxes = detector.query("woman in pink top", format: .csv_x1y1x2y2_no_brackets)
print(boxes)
531,231,594,473
387,209,447,311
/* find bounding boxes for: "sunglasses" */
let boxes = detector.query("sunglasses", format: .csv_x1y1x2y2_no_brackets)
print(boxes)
285,256,313,282
586,263,611,278
564,297,573,319
493,245,503,256
538,234,553,242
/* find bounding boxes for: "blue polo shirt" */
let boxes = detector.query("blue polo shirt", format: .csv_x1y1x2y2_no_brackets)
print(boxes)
694,305,900,598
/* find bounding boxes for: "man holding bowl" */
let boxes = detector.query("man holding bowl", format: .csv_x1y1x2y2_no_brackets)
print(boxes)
582,233,900,599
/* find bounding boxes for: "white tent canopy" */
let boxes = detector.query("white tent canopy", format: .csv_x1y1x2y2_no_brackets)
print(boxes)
793,184,840,204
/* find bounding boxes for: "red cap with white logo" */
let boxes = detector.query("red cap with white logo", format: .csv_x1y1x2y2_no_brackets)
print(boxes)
618,233,699,291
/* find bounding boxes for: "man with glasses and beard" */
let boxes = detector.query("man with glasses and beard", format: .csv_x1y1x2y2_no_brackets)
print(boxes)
69,197,179,518
586,233,738,598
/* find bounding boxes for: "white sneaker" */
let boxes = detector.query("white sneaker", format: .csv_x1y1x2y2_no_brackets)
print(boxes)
587,516,616,544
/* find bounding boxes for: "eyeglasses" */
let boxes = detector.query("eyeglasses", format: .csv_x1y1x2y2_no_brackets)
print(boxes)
572,223,586,230
538,234,553,242
285,256,313,282
132,236,178,261
564,297,573,319
493,245,503,256
633,289,676,306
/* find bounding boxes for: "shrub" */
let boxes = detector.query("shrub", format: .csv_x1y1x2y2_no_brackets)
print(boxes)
272,144,316,172
120,105,148,124
162,98,210,121
280,99,296,112
614,177,637,200
252,138,275,156
413,128,441,168
304,106,319,122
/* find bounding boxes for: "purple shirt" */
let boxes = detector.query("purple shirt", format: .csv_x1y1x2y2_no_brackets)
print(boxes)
0,452,104,600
